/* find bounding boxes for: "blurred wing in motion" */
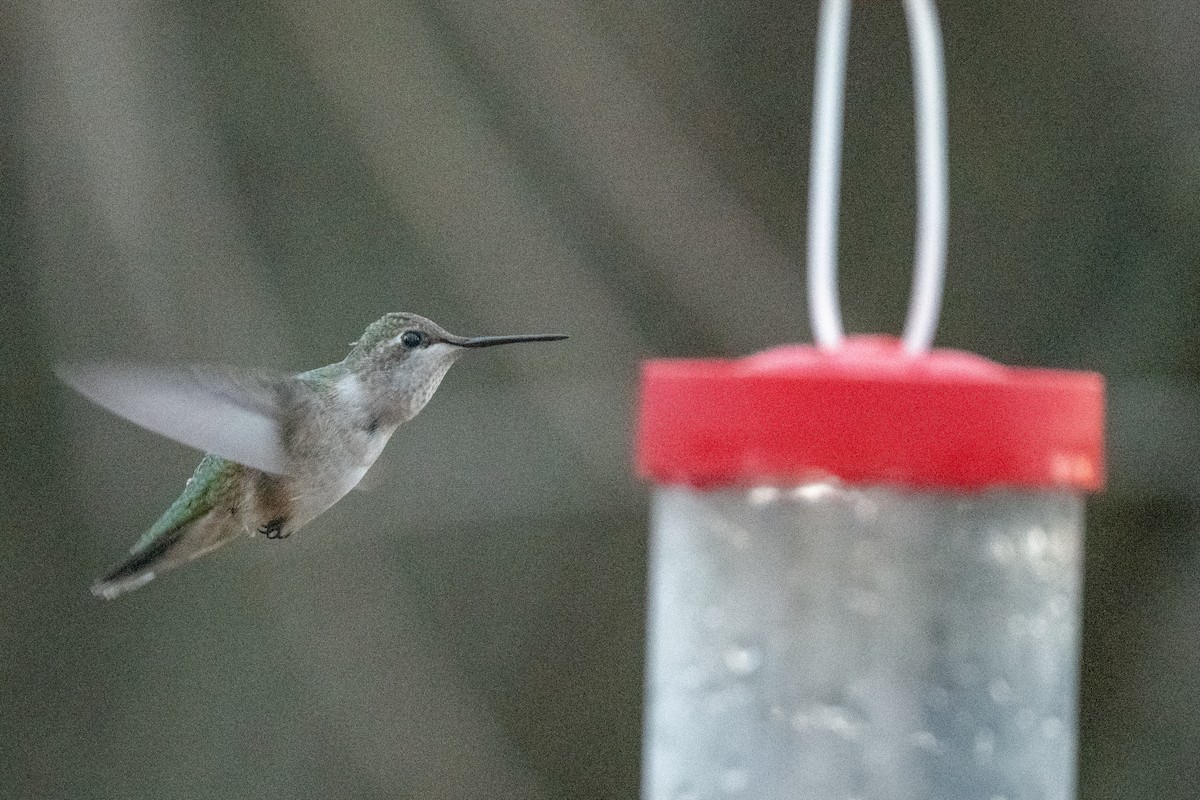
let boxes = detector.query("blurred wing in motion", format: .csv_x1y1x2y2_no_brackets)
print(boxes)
57,363,291,475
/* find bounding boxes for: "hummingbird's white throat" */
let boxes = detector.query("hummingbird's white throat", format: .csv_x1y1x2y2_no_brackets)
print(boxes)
396,342,463,421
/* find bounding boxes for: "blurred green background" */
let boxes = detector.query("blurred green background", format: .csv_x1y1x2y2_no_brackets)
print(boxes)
3,1,1198,798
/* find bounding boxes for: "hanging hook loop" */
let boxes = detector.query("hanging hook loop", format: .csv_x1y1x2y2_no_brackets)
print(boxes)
806,0,949,355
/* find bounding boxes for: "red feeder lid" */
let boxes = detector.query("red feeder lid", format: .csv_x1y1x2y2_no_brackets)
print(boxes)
636,336,1105,491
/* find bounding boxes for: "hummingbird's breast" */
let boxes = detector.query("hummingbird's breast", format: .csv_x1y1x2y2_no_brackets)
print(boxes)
325,423,391,502
267,373,395,533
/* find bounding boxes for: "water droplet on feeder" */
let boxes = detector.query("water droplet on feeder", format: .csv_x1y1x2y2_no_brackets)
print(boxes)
1025,526,1049,559
790,703,863,740
748,486,779,506
974,729,996,764
729,527,751,550
954,660,982,687
853,494,879,521
1041,716,1065,740
721,768,749,794
723,645,762,676
989,678,1014,705
792,482,837,503
989,533,1016,564
847,590,882,617
910,730,939,751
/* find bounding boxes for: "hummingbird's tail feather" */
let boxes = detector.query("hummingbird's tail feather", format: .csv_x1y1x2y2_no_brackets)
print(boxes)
90,511,242,599
91,454,246,599
91,525,186,599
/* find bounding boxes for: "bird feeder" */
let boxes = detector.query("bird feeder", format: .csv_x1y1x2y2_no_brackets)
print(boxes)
636,338,1104,799
636,2,1106,797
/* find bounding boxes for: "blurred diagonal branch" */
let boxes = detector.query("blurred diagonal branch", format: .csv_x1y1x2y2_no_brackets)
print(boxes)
25,0,288,363
277,0,644,378
434,0,809,347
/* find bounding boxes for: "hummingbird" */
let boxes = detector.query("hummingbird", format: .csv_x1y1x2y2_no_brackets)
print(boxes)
59,312,567,599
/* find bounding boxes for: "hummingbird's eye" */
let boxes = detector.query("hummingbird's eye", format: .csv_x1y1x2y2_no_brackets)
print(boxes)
400,330,424,349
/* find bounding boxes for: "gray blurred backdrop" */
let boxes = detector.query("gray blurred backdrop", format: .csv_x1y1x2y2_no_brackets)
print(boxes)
3,1,1198,798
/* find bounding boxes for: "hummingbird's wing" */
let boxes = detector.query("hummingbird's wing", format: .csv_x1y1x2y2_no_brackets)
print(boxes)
57,363,298,475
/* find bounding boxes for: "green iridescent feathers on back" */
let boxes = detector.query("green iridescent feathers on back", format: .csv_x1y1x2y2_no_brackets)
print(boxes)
129,455,240,556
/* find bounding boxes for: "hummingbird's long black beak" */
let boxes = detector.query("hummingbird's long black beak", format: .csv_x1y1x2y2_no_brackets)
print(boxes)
451,333,568,348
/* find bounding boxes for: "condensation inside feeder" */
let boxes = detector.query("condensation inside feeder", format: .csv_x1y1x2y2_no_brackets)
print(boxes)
641,481,1083,800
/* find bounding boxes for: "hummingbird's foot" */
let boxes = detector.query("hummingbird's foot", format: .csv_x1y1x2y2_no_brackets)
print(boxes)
258,517,289,540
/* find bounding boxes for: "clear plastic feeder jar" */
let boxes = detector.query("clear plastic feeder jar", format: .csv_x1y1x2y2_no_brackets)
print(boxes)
635,338,1105,800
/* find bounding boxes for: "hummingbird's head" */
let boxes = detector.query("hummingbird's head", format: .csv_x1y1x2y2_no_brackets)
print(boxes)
346,312,567,421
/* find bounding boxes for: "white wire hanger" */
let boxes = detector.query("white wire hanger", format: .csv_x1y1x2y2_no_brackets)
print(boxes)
806,0,949,355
